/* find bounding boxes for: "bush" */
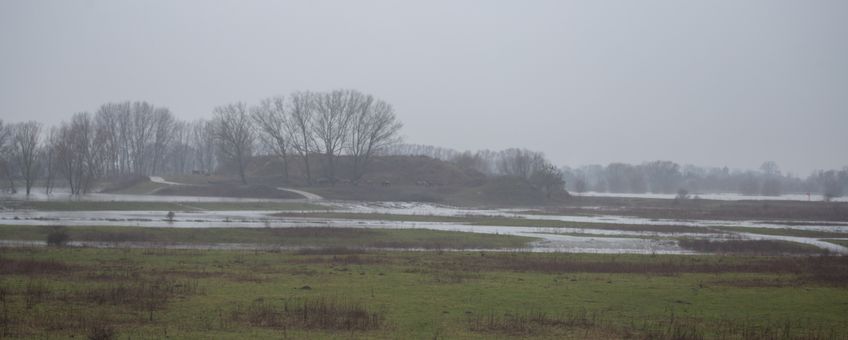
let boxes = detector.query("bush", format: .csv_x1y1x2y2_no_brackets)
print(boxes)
87,324,116,340
46,227,69,247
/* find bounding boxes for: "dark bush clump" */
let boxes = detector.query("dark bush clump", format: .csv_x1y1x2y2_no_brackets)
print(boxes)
46,227,70,247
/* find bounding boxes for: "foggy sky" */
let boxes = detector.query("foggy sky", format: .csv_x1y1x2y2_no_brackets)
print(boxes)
1,0,846,175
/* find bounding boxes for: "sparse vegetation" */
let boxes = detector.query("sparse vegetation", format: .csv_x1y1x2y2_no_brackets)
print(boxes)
228,297,384,331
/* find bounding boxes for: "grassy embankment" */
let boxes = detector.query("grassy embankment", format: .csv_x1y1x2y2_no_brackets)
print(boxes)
1,247,847,339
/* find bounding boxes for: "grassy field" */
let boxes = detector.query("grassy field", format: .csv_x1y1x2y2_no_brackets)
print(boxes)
0,225,535,250
1,201,329,211
0,247,846,339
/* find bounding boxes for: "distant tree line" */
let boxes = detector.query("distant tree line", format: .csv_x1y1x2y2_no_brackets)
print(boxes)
0,89,402,194
384,144,848,200
562,161,848,200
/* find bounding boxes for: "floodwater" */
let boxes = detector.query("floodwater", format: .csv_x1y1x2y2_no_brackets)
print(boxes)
1,188,847,254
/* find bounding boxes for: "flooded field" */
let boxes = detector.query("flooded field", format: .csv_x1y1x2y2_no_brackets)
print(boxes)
2,191,847,254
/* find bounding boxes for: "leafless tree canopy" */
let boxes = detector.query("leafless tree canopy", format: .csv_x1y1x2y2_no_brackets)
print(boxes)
249,89,402,184
213,102,255,184
252,96,292,180
11,121,41,194
348,95,403,180
1,89,846,200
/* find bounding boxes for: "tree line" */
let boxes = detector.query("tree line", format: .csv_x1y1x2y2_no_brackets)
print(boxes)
0,89,402,195
562,161,848,200
384,144,848,200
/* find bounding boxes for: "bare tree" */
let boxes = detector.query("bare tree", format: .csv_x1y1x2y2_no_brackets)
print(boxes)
95,103,125,175
497,148,545,179
213,102,255,184
56,113,100,194
166,121,192,174
313,89,358,183
287,91,316,184
129,102,156,175
150,108,174,175
348,95,402,181
41,127,58,194
252,96,292,180
574,175,588,194
191,119,217,174
0,120,15,193
116,103,133,174
643,160,681,194
11,121,42,194
529,161,566,199
814,169,845,201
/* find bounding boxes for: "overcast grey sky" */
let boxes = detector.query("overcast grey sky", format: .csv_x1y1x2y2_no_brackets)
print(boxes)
1,0,845,175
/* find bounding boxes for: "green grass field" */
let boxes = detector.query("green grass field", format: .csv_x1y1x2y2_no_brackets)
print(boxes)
1,248,846,339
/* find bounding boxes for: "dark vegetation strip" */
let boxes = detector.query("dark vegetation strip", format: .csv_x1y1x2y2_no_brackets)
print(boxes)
1,200,327,211
285,250,848,285
0,225,534,250
228,297,384,331
822,239,848,248
549,196,848,222
717,226,848,238
677,238,827,255
465,309,843,339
